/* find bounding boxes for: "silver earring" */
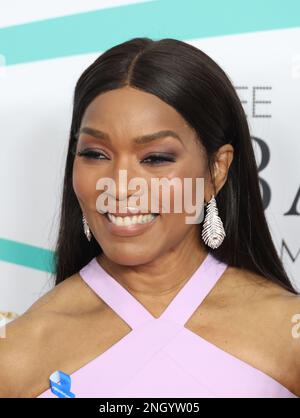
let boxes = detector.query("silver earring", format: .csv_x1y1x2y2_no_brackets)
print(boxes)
82,214,92,242
201,195,225,249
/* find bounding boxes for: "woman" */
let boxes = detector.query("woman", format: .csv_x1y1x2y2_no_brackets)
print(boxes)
0,37,299,398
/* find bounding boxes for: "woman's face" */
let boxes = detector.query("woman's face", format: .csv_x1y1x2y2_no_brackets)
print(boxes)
73,86,211,266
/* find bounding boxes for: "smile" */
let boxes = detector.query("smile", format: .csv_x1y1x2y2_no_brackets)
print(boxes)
107,213,158,226
102,212,160,237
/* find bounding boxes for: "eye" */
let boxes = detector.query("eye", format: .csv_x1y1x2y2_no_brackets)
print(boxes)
75,149,176,165
141,154,176,165
76,149,109,160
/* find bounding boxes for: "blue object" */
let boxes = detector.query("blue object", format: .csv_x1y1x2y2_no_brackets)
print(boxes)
49,370,76,398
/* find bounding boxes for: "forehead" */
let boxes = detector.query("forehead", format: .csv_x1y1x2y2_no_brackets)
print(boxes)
80,86,192,135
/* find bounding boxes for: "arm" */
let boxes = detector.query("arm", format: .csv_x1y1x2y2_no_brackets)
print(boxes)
0,310,54,397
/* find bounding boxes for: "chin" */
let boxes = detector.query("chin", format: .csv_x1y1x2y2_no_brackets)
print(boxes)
102,246,154,266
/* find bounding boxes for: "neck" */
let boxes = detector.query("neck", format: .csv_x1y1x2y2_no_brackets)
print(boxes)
96,230,209,316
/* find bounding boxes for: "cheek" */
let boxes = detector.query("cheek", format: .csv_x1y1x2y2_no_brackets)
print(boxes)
159,160,206,217
72,160,97,210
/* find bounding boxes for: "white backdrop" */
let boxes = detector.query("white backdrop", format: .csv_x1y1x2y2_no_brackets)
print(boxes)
0,0,299,323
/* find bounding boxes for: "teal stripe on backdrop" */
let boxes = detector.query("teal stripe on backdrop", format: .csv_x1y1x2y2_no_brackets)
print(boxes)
0,0,300,66
0,238,54,273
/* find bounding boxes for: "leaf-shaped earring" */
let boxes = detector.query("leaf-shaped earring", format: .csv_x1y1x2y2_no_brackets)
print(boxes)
82,214,92,242
201,195,225,249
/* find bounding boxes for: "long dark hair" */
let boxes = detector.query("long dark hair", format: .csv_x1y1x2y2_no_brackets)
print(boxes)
53,37,297,294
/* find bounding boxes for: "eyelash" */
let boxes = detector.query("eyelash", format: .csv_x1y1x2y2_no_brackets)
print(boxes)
76,150,176,165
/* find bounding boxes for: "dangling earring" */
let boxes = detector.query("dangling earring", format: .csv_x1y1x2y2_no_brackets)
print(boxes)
82,214,92,242
201,194,225,249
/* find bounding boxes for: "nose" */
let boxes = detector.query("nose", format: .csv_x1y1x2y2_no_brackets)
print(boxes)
113,169,133,202
106,158,147,204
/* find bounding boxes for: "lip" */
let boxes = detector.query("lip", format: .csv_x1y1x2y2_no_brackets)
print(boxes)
101,212,159,237
105,211,156,218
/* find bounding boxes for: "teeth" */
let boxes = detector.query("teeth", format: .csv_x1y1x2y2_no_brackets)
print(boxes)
107,213,158,226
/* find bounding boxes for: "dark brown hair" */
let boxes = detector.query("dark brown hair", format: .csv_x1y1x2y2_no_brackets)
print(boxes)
53,37,297,294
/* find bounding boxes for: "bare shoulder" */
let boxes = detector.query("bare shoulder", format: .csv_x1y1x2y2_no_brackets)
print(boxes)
224,264,300,331
25,271,105,316
0,272,104,398
0,308,60,397
223,266,300,395
260,285,300,395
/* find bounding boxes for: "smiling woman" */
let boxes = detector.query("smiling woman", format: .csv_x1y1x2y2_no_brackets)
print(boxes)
1,37,299,399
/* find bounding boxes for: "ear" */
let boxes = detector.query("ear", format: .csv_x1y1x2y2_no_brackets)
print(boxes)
206,144,234,201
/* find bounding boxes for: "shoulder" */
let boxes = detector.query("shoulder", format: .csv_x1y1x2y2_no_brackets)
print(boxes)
267,291,300,395
25,271,105,316
0,309,61,397
224,265,300,336
221,265,298,303
224,266,300,395
0,272,104,398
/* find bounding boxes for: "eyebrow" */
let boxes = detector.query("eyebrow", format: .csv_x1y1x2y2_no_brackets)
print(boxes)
77,126,184,146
